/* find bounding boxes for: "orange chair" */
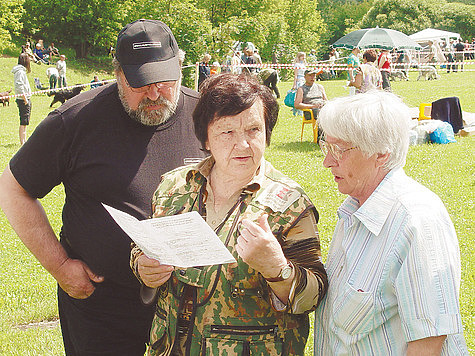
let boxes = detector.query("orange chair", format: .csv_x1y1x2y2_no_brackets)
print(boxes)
418,103,431,120
301,109,319,143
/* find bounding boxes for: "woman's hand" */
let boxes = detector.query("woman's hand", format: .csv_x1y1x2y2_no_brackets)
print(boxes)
236,214,288,279
137,255,174,288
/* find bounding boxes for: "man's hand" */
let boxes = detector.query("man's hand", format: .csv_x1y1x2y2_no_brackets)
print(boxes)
235,214,287,279
137,255,173,288
54,258,104,299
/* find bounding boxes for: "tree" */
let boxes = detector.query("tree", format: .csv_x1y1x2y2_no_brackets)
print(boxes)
318,0,372,54
0,0,23,54
438,2,475,40
359,0,436,34
21,0,128,58
359,0,474,40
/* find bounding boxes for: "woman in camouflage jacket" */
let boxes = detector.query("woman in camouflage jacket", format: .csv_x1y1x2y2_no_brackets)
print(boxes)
131,73,328,355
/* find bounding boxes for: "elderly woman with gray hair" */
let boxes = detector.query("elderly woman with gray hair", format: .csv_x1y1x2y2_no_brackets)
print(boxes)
314,90,468,355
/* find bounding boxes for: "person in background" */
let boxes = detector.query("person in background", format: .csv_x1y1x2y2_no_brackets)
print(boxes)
90,75,101,89
314,90,468,355
47,42,60,58
347,47,360,83
328,47,339,79
308,49,318,63
210,61,221,76
257,67,280,98
33,43,49,64
292,51,307,89
253,48,263,71
454,39,465,72
131,73,328,355
56,54,67,87
198,53,211,90
242,45,257,75
46,66,59,90
12,53,32,145
231,50,242,74
0,19,205,355
294,69,327,123
349,49,381,94
377,49,391,91
22,42,36,63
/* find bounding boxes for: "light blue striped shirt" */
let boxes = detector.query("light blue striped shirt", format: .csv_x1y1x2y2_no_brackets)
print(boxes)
314,168,468,355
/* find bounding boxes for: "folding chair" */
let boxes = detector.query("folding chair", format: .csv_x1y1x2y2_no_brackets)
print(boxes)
418,103,431,120
301,109,319,143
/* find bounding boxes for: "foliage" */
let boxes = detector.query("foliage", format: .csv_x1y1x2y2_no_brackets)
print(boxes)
438,2,475,40
21,0,129,58
360,0,475,40
318,0,372,57
0,0,24,54
0,56,474,354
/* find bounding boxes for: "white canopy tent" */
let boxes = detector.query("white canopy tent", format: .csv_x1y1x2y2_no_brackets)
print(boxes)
409,28,461,45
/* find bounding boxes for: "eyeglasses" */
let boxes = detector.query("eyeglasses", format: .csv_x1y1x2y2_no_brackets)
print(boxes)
125,79,175,93
319,139,357,161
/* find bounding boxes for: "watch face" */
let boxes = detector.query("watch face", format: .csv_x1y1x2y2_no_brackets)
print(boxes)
281,265,292,280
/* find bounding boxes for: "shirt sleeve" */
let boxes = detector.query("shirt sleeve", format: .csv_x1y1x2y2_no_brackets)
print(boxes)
10,111,67,198
395,203,464,341
279,209,328,314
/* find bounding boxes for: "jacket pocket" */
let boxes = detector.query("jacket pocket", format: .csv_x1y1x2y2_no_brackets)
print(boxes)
202,324,283,355
332,282,375,335
149,306,172,355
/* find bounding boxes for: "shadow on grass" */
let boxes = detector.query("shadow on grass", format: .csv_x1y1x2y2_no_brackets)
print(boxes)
273,140,323,155
1,143,18,149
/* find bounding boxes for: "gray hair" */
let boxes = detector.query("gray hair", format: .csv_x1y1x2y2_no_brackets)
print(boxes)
318,90,411,171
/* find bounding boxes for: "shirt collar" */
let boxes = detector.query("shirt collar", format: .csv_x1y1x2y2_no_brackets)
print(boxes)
338,168,403,236
185,156,265,194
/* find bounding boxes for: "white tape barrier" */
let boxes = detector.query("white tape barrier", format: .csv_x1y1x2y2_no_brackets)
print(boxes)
2,58,474,101
0,79,116,101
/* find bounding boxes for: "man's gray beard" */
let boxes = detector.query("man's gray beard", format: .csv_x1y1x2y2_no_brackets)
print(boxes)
117,78,180,126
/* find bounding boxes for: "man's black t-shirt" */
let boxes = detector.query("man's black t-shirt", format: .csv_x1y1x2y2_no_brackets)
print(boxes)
10,83,206,288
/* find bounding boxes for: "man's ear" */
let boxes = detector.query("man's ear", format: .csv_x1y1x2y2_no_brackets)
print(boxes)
375,152,390,168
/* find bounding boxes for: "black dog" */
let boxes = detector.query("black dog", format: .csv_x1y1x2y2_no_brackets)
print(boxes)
48,86,84,107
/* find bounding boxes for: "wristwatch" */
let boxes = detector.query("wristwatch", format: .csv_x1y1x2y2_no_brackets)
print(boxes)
264,262,293,282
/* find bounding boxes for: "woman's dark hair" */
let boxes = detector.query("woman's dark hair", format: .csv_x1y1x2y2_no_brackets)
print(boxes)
193,73,279,152
18,53,31,73
363,49,378,63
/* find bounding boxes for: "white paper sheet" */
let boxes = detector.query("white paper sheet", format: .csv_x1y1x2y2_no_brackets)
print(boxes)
103,204,236,268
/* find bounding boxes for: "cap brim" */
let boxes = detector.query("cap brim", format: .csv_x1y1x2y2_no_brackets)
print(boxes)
122,56,181,88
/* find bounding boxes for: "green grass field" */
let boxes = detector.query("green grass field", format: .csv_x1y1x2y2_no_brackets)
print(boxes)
0,56,474,355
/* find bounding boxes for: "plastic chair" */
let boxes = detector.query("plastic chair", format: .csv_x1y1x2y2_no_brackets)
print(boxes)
301,109,319,143
418,103,431,120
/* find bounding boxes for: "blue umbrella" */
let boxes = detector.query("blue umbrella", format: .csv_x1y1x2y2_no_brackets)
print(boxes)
333,27,422,50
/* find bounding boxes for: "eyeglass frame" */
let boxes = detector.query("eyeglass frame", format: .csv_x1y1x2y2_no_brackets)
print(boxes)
124,77,176,93
319,138,357,161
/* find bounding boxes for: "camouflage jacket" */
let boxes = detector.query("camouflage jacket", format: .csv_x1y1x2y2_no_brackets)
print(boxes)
131,158,327,355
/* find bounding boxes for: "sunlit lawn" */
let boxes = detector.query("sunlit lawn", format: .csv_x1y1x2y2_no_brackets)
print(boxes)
0,57,473,354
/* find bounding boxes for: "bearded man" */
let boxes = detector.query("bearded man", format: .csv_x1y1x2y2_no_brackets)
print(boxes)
0,19,205,355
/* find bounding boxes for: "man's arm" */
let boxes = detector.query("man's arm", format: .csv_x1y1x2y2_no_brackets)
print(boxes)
407,335,446,356
0,165,103,299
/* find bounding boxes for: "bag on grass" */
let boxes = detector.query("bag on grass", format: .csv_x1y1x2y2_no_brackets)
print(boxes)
429,122,456,144
284,89,296,108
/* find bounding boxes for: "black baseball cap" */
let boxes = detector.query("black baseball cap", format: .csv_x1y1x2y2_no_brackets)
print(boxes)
115,19,180,88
